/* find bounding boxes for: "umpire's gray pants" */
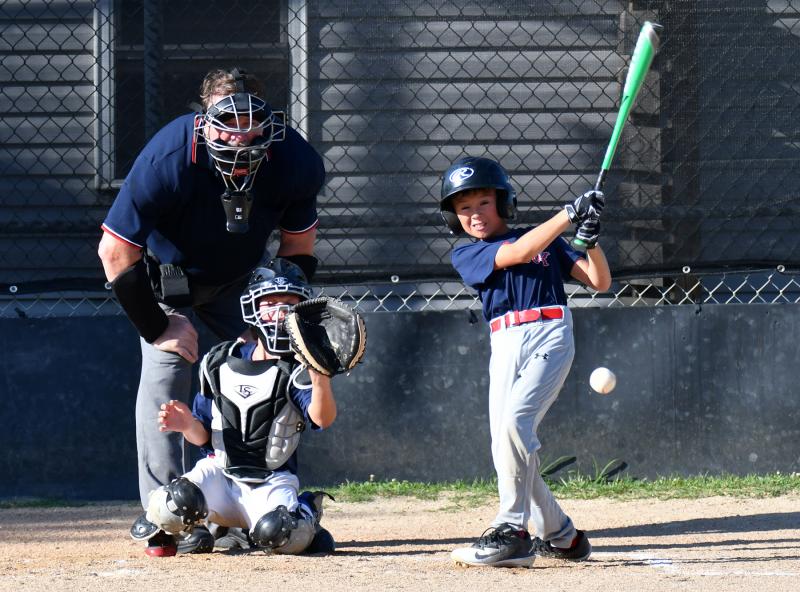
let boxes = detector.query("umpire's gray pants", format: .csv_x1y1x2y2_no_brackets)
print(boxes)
135,278,247,508
488,306,577,547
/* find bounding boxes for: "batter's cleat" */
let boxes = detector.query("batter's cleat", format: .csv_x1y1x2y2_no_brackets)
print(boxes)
144,530,178,558
451,524,534,568
176,525,215,554
303,527,336,555
531,529,592,561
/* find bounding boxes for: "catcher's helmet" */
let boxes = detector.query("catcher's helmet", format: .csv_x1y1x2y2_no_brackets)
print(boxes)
240,258,314,354
197,68,286,192
439,156,517,235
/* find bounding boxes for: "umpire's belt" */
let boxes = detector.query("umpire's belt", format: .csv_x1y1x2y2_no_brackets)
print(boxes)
490,306,564,333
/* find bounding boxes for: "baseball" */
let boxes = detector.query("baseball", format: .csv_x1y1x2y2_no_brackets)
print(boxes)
590,367,616,394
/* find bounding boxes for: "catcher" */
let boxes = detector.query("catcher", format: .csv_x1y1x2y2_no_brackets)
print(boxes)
130,258,366,557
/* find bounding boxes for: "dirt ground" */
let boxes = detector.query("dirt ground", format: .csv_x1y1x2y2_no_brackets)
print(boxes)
1,494,799,592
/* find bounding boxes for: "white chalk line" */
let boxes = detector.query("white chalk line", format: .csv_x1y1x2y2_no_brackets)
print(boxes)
592,551,799,577
91,568,145,578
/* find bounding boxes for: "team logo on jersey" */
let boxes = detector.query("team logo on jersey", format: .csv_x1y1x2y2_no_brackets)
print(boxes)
235,384,258,398
531,251,551,266
449,166,474,184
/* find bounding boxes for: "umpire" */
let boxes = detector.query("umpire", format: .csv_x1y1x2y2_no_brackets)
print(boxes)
98,67,324,514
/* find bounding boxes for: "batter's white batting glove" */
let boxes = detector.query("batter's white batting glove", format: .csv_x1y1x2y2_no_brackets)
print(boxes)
565,190,605,224
574,217,601,249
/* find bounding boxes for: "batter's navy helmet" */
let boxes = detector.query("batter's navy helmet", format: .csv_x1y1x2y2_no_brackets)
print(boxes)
439,156,517,235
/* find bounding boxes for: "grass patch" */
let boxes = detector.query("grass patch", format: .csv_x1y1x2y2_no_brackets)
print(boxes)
329,478,497,503
323,472,800,504
3,473,798,509
549,472,800,500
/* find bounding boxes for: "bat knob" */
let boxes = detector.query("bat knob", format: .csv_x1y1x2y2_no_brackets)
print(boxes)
572,238,588,251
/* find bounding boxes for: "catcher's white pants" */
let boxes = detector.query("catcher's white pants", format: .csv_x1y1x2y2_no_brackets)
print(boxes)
488,306,577,547
184,457,300,529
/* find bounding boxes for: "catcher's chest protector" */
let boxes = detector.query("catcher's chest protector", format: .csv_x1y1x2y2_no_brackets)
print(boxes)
201,342,306,479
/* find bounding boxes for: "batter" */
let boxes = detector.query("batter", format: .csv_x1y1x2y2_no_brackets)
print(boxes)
439,156,611,568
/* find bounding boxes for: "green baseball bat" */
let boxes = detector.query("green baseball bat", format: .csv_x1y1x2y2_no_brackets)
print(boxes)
574,21,663,248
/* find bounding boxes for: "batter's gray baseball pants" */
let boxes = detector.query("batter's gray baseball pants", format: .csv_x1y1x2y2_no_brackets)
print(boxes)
488,306,578,547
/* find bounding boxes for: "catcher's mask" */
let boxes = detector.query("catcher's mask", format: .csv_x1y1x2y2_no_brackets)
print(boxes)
439,156,517,235
240,258,314,354
196,69,286,233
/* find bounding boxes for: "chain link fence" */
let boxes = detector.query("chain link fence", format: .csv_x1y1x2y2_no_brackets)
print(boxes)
2,0,799,317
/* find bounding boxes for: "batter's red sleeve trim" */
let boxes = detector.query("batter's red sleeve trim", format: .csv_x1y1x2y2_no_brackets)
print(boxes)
101,224,144,249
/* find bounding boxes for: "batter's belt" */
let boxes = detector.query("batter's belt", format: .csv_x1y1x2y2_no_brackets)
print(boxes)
489,306,564,333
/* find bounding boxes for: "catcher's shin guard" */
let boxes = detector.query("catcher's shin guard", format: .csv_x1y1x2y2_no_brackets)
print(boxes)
146,477,209,535
251,505,316,554
131,512,179,558
130,512,160,541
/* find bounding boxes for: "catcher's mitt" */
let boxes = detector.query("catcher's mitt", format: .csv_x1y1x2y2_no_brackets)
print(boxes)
285,297,367,376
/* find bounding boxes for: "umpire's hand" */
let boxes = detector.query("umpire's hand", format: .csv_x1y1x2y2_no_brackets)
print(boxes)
153,313,199,362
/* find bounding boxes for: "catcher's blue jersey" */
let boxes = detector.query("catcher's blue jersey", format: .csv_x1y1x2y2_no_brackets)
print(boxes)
451,228,584,322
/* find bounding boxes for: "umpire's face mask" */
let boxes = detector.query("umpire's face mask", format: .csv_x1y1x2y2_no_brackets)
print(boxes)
198,93,286,233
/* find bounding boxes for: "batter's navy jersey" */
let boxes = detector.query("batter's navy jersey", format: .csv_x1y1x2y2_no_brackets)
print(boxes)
102,113,324,284
452,228,585,322
190,341,318,474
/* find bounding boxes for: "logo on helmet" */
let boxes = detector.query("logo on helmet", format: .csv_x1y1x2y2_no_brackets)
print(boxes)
449,167,474,184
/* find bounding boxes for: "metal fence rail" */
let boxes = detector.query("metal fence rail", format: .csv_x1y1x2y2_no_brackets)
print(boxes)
3,268,799,318
1,1,799,316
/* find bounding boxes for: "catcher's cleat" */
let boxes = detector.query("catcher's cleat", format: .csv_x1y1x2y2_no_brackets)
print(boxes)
144,530,178,558
303,527,335,555
451,524,534,568
214,527,251,550
176,525,215,554
297,490,334,521
532,529,592,562
297,490,336,554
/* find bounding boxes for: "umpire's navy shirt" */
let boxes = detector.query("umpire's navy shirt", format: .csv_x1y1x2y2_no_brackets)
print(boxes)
102,113,324,285
451,228,584,322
